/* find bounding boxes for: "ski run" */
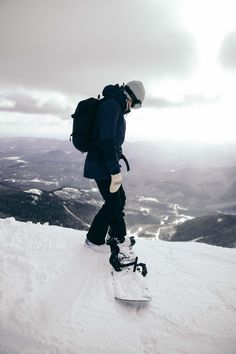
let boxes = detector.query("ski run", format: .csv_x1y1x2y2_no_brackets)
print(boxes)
0,217,236,354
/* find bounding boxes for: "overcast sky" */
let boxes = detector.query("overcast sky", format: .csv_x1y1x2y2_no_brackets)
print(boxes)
0,0,236,143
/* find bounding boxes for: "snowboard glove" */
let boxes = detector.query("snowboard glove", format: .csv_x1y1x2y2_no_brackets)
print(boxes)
110,173,122,193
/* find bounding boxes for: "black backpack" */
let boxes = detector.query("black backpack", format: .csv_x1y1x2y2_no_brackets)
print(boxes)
70,96,101,153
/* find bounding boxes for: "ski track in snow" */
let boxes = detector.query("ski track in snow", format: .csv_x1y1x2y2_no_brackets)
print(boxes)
0,217,236,354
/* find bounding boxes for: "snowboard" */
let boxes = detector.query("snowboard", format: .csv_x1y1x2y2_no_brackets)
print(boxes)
107,236,152,304
112,268,152,303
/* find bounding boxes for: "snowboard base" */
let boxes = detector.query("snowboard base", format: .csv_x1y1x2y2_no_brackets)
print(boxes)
112,269,152,304
115,296,152,304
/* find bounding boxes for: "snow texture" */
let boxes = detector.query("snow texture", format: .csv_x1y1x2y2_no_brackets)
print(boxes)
0,217,236,354
113,269,151,302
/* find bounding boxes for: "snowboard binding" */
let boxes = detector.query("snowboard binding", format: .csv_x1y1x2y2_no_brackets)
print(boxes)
107,237,148,277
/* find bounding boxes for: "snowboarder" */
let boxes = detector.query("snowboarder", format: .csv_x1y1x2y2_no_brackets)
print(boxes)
84,81,145,252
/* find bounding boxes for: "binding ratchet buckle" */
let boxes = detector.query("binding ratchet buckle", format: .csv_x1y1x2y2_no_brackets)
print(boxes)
107,237,148,277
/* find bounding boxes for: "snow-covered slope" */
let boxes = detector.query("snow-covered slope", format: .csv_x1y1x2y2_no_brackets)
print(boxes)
0,218,236,354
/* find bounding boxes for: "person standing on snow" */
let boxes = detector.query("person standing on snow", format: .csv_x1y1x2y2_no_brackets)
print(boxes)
84,81,145,252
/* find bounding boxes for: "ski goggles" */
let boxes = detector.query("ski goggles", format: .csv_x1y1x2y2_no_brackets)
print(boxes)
124,85,142,109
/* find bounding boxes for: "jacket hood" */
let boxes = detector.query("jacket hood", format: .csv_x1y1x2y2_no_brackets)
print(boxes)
102,84,127,113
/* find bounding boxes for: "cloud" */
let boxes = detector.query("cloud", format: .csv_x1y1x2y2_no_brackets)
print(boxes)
0,111,72,139
0,0,197,96
145,94,220,109
219,30,236,69
0,97,16,109
0,88,218,120
0,89,73,118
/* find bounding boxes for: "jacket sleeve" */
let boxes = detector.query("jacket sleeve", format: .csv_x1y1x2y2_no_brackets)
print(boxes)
98,99,121,175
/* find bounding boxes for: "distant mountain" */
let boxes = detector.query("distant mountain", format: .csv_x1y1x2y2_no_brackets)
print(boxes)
0,184,163,232
0,184,97,230
1,137,236,248
161,214,236,248
0,137,236,213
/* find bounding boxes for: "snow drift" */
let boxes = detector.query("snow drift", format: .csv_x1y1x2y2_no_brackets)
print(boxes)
0,217,236,354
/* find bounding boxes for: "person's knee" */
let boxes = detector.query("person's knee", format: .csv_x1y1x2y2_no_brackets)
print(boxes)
102,198,121,217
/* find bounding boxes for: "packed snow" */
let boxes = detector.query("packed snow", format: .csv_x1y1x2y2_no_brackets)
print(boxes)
0,217,236,354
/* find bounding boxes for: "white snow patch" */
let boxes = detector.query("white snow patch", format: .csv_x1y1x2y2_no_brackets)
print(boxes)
29,178,59,186
24,189,42,196
173,215,194,225
3,179,17,183
82,187,99,193
139,196,161,203
192,236,204,242
178,206,189,211
0,156,27,163
54,187,82,200
16,159,28,163
140,207,150,215
31,195,39,204
161,215,169,225
0,218,236,354
1,156,20,160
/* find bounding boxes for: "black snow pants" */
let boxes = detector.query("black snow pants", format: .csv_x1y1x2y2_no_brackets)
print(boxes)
86,178,127,245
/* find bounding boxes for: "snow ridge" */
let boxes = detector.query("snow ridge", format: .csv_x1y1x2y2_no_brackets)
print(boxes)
0,217,236,354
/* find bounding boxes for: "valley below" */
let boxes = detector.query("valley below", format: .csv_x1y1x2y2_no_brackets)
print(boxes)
1,137,236,248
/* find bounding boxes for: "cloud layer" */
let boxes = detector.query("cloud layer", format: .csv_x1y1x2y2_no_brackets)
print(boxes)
1,0,234,143
0,89,73,117
0,0,196,96
145,94,220,109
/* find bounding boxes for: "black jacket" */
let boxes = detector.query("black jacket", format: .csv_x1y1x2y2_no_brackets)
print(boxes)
83,84,127,180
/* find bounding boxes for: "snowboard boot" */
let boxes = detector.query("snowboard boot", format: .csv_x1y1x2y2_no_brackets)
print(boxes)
117,236,136,261
107,236,136,267
85,238,110,253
